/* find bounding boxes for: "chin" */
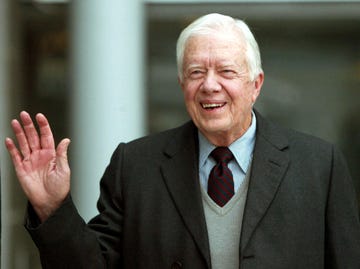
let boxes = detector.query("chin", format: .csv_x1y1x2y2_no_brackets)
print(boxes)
199,122,232,135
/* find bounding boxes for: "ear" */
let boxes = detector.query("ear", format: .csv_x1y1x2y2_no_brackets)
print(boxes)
178,75,185,92
251,72,264,103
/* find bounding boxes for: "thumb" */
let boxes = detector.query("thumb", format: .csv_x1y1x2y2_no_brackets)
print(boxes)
56,138,71,171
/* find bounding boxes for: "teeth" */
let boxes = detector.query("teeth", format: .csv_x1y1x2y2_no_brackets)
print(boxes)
202,103,224,109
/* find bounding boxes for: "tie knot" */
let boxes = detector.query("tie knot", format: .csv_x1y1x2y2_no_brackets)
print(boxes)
210,147,234,164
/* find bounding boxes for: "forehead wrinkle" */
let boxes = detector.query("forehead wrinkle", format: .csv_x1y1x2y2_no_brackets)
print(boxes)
183,32,248,71
186,54,246,71
186,48,236,66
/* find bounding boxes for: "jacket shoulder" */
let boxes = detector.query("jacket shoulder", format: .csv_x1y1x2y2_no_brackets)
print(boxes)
255,111,334,158
126,121,195,149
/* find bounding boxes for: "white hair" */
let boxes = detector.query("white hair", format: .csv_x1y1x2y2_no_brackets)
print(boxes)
176,13,263,82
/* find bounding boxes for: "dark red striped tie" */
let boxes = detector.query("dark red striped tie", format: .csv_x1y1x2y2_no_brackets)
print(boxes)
207,147,235,207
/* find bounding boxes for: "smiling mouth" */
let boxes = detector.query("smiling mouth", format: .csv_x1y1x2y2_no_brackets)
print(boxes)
201,103,226,110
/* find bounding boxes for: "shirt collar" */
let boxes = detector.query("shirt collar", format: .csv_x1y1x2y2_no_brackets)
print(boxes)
198,111,257,173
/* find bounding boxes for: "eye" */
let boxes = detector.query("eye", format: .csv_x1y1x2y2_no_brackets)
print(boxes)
221,69,237,78
192,70,202,75
222,69,233,73
188,69,205,79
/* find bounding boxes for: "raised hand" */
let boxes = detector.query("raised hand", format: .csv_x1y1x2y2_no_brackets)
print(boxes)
5,111,71,222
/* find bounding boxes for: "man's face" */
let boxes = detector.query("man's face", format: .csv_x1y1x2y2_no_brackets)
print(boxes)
179,31,264,145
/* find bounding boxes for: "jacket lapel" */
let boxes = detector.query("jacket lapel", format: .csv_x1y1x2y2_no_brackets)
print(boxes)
240,112,290,252
160,122,211,268
158,113,290,263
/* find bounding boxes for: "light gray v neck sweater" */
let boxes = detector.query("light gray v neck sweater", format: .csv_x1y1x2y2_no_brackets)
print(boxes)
201,167,251,269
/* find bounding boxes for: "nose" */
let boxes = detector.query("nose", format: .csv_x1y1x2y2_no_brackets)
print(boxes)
201,71,221,93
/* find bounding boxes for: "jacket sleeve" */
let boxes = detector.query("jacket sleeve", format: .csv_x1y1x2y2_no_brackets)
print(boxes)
325,145,360,268
25,143,125,269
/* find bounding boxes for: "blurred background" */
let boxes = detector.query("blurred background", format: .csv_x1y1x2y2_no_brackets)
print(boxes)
1,0,360,268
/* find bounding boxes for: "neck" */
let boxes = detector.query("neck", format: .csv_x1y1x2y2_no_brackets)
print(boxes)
202,116,253,147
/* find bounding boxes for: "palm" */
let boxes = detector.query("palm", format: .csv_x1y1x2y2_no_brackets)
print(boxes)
19,148,68,202
5,112,71,222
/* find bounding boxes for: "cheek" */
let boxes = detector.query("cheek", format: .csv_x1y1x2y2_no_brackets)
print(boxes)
183,90,194,103
182,83,198,102
228,87,255,108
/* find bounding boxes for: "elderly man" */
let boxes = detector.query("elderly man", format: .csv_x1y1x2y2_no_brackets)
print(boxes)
5,13,360,269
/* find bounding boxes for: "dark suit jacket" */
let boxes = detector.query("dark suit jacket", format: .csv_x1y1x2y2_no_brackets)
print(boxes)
27,111,360,268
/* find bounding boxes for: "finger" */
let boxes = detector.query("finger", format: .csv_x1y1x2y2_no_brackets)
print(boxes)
5,137,24,168
56,138,71,173
35,113,55,150
56,138,71,157
11,118,31,159
19,111,41,152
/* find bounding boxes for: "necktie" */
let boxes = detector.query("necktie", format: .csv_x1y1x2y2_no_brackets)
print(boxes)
207,147,235,207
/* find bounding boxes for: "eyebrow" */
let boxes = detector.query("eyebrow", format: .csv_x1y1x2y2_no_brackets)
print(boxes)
185,64,205,70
